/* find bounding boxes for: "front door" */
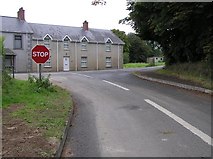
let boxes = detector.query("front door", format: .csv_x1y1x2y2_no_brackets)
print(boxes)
63,57,70,71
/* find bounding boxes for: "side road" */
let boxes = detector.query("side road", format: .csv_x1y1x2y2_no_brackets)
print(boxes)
134,71,212,95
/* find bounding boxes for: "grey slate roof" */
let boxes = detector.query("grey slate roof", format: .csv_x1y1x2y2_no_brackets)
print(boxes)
0,16,124,45
1,16,33,34
29,23,124,44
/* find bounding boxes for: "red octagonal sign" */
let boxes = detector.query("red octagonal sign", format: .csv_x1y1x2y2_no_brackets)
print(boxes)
32,45,50,64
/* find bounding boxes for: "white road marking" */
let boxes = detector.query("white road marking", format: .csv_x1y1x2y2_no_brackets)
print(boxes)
144,99,213,146
102,80,129,91
72,73,93,78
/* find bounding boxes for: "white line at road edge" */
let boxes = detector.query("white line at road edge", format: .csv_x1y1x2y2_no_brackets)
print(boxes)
102,80,129,91
144,99,213,146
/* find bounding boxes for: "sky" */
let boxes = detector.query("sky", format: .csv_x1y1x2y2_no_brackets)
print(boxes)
0,0,135,34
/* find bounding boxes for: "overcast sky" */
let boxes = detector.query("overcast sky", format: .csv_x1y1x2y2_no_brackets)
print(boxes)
0,0,135,34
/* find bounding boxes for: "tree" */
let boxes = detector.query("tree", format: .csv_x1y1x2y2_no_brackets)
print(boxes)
0,36,5,70
127,33,153,63
111,29,130,64
121,2,213,66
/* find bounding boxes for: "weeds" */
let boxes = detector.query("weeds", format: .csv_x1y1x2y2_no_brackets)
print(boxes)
2,69,13,93
157,62,212,89
28,74,55,92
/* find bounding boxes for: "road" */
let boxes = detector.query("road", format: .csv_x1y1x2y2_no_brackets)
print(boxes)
17,68,212,157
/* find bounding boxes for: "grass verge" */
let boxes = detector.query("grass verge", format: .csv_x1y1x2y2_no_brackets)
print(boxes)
2,78,73,139
124,62,165,68
155,62,212,90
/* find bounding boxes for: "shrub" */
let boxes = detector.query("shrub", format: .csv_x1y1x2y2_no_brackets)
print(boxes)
28,74,55,93
2,69,13,93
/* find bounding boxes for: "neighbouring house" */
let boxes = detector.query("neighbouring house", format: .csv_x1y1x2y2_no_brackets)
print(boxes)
0,8,124,72
147,56,164,64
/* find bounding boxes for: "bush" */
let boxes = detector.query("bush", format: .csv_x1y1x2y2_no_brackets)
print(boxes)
28,74,55,93
159,62,212,89
123,52,130,64
2,69,13,93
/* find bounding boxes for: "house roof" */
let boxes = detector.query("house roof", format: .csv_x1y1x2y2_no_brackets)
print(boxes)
1,16,33,34
29,23,124,44
5,48,16,56
0,16,125,45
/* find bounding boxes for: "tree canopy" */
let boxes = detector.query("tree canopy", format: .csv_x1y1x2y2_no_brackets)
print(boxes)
121,2,213,66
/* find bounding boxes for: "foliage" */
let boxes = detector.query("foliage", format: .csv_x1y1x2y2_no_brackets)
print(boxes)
123,52,130,64
127,33,154,63
124,63,149,68
121,2,213,66
111,29,162,64
2,69,12,93
111,29,130,64
156,62,212,89
124,62,165,68
0,36,5,56
0,36,11,92
28,74,55,92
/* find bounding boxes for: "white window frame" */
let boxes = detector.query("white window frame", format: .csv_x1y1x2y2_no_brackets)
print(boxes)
105,43,111,52
105,38,113,52
81,57,87,68
106,57,112,68
43,35,52,49
63,35,71,50
81,42,87,51
80,36,89,51
43,34,52,49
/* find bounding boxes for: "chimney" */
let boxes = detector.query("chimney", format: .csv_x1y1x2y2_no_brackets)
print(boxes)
83,20,88,31
17,7,25,21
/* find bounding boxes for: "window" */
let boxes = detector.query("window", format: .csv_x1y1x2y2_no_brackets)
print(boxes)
63,36,70,50
44,56,51,67
106,57,112,68
105,39,112,52
81,37,88,51
44,35,51,49
81,42,87,51
14,35,22,49
81,57,87,68
105,43,111,52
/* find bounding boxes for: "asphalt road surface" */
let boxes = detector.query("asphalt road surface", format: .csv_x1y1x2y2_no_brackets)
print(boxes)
31,68,213,157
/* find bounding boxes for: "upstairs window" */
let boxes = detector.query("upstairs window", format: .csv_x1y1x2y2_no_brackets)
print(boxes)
43,34,52,49
14,35,22,49
81,36,89,51
63,36,71,50
105,38,113,52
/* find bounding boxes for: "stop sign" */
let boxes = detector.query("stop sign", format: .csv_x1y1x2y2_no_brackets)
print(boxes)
32,45,50,64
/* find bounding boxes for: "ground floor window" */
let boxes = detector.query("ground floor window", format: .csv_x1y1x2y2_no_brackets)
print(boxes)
106,57,112,68
81,57,87,68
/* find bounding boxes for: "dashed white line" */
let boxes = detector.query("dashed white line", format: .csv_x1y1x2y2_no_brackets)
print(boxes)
144,99,213,146
102,80,129,91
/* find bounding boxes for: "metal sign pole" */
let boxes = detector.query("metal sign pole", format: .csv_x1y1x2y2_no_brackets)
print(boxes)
39,64,41,81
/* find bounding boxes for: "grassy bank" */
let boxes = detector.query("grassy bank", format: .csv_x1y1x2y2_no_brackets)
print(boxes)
2,77,73,139
124,62,165,68
156,62,212,90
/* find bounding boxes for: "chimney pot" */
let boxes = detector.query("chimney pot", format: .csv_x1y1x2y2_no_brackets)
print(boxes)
83,20,88,31
17,7,25,21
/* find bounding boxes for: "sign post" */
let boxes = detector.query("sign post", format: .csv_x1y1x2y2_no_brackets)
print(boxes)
32,45,50,80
